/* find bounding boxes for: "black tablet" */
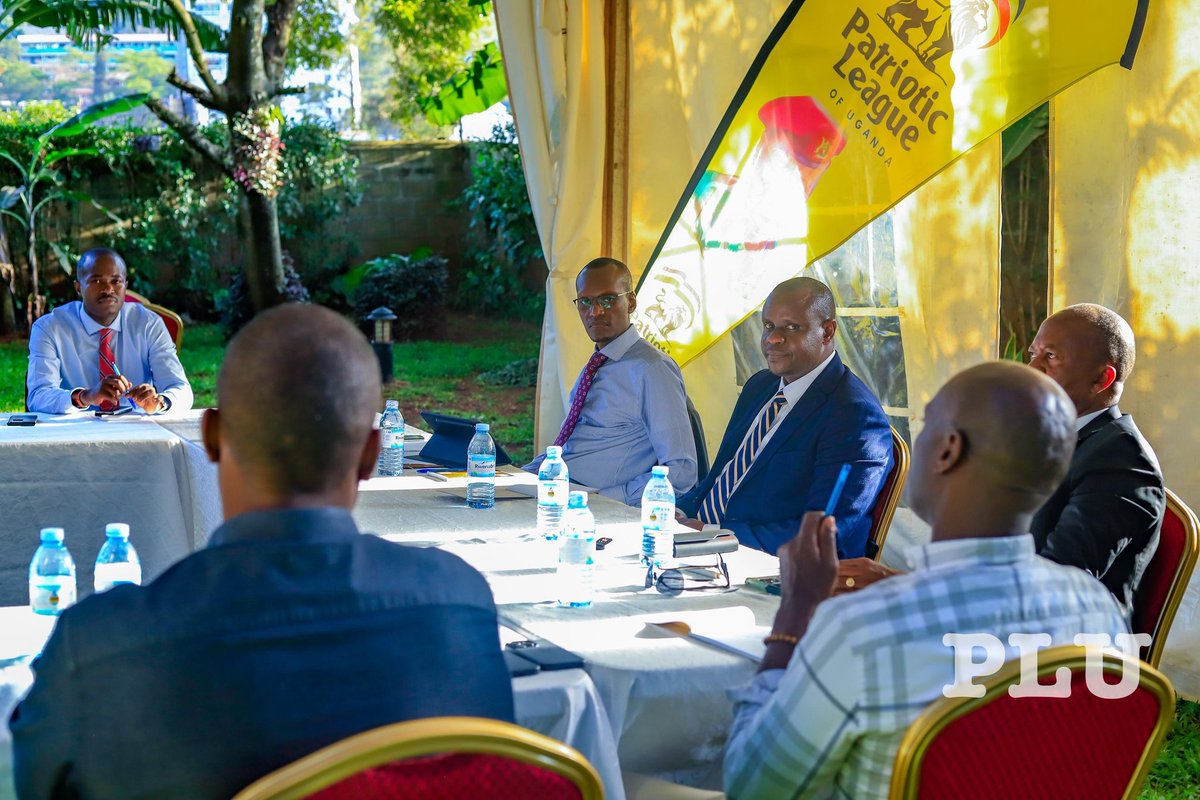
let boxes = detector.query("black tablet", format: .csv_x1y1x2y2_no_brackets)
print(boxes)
417,411,514,469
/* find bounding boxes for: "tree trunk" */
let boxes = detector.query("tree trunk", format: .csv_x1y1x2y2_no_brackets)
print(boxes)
239,191,285,312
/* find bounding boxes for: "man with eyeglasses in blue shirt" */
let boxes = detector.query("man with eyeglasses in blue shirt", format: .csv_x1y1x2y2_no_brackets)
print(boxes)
26,248,193,415
526,258,697,504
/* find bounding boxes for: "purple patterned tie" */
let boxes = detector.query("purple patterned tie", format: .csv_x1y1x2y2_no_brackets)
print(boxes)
554,352,609,447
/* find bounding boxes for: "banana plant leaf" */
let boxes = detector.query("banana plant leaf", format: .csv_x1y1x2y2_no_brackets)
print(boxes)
44,94,149,140
1002,105,1049,167
419,42,507,127
0,0,227,52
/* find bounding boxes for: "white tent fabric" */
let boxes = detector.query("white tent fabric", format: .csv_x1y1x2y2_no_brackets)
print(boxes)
497,0,1000,457
1051,1,1200,697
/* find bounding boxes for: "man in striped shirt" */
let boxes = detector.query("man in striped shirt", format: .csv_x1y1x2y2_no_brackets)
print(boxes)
723,361,1129,799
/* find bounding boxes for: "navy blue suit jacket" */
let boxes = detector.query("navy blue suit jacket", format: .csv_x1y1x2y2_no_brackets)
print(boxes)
11,508,515,800
679,354,892,556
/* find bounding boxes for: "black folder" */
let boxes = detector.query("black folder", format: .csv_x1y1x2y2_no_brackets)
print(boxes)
417,411,514,469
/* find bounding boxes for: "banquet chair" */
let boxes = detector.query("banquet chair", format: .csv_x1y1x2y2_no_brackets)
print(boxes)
233,716,605,800
125,289,184,350
1132,488,1199,667
865,426,909,561
888,645,1175,800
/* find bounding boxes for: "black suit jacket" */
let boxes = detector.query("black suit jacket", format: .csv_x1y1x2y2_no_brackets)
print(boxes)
678,354,892,556
1031,406,1165,617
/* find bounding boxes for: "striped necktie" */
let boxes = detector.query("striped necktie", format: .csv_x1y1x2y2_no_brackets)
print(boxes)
554,351,609,447
699,389,788,525
98,327,118,411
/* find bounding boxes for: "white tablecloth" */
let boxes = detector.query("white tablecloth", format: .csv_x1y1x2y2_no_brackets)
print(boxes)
0,413,216,606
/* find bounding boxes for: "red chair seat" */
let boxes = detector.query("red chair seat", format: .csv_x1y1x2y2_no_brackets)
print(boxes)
309,752,581,799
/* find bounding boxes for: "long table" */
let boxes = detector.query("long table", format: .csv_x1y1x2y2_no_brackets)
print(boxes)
0,413,219,605
0,411,783,797
5,410,1200,795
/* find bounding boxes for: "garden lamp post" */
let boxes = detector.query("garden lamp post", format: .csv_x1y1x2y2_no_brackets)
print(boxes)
366,306,397,383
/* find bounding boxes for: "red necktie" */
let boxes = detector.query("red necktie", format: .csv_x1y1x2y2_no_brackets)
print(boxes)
98,328,118,411
554,351,609,447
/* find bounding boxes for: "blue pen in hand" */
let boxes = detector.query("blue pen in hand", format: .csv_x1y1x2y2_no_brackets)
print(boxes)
823,463,852,517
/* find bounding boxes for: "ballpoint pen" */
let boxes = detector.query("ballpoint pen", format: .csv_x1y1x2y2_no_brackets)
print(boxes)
824,463,852,517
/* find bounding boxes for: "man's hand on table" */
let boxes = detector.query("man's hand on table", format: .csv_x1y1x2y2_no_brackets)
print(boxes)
834,557,901,595
80,375,131,408
760,511,839,672
126,383,164,413
674,509,704,531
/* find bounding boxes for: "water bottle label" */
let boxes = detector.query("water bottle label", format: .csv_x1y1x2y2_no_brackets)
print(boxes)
95,564,142,592
30,580,76,615
538,479,569,507
641,502,674,529
468,454,496,478
383,429,405,450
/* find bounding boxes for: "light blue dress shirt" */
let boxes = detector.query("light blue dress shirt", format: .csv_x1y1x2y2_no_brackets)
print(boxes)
529,324,697,505
26,301,194,415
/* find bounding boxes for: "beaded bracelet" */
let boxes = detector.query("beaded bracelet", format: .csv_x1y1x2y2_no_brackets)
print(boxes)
762,633,800,646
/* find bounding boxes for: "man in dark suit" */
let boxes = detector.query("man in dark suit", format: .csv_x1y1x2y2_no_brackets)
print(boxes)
1027,303,1164,617
11,305,514,799
836,304,1165,617
676,277,892,556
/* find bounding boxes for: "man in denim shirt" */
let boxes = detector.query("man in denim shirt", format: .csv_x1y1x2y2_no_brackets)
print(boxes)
12,304,513,799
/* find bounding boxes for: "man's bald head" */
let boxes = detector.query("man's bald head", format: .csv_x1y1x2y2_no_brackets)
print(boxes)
1053,304,1136,381
217,304,382,496
768,276,836,322
575,257,633,293
908,362,1077,528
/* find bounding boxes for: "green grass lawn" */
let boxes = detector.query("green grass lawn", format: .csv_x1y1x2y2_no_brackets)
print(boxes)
1142,698,1200,799
2,317,541,464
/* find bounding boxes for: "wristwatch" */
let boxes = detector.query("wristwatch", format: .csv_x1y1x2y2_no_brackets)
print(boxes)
71,388,87,409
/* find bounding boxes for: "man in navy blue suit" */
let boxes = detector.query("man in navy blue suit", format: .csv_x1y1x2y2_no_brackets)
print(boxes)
11,305,514,800
677,277,892,556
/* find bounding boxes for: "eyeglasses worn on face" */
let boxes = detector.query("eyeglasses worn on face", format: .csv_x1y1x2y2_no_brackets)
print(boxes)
573,291,633,310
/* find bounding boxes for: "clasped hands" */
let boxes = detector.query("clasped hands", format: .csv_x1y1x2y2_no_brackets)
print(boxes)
82,375,163,413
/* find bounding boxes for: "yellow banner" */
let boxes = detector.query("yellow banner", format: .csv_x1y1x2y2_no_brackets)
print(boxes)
633,0,1148,364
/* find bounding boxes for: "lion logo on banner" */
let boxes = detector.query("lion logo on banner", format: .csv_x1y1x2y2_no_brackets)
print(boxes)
883,0,993,68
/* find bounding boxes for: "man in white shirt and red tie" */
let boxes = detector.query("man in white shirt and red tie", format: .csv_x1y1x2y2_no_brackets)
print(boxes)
525,258,697,505
676,277,892,556
26,248,193,415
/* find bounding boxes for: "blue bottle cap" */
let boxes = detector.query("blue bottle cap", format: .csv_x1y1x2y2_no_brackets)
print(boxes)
385,399,398,409
546,445,562,458
651,465,669,477
568,491,588,509
105,523,130,539
476,423,490,432
39,527,65,544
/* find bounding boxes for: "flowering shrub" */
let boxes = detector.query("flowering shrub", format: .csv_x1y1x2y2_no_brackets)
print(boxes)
231,108,285,197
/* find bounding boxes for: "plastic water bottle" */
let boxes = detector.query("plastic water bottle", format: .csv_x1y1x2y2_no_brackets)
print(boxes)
641,466,676,567
29,528,76,616
537,445,571,540
94,523,142,593
558,492,595,608
467,423,497,509
377,400,405,476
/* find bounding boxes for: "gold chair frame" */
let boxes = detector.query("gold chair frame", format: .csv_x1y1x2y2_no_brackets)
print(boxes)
869,425,911,561
233,716,605,800
1143,488,1199,668
889,645,1176,800
125,289,184,351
